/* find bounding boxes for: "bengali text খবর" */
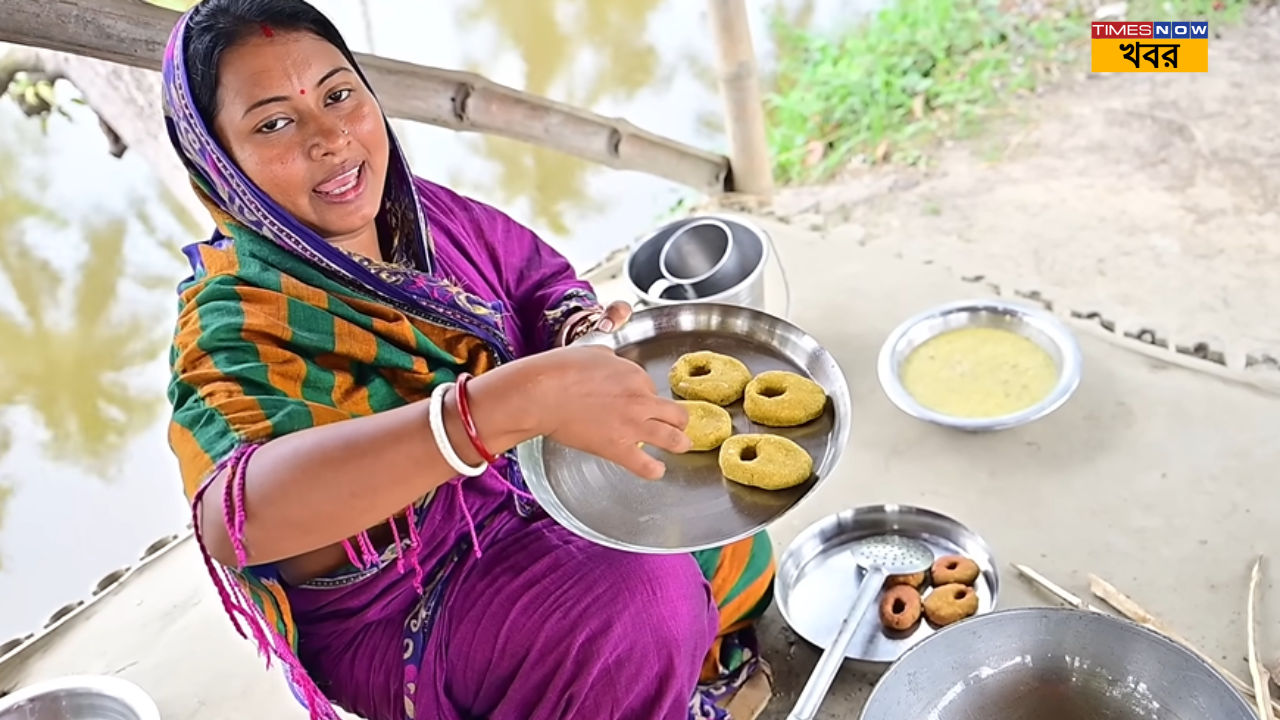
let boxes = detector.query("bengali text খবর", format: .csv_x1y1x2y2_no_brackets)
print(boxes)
1118,41,1180,69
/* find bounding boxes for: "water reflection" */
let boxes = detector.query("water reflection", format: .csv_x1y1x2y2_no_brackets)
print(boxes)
0,101,190,635
0,483,10,572
0,111,56,574
451,0,667,236
0,115,173,475
328,0,860,268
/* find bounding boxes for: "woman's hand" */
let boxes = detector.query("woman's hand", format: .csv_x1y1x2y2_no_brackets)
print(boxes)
525,344,690,479
592,300,632,333
556,301,633,347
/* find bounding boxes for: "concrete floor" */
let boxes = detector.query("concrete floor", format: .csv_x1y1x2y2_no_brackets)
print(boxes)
0,216,1276,719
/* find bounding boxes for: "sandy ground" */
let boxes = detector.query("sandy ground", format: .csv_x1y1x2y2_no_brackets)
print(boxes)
767,8,1280,378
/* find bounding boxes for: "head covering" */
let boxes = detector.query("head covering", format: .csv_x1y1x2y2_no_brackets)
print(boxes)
160,4,437,293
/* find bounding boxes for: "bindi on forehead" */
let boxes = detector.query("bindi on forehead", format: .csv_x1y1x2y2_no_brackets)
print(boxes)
257,23,304,94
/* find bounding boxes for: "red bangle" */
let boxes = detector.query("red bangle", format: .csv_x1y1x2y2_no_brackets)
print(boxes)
455,373,498,464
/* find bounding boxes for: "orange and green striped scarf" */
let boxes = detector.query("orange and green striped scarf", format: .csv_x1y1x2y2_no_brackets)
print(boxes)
168,220,497,500
167,211,499,714
696,530,776,688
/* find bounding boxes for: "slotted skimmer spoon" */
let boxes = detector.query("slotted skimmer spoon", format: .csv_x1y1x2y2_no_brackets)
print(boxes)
787,534,935,720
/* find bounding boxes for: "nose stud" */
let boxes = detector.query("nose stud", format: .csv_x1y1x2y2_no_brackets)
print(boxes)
342,128,349,135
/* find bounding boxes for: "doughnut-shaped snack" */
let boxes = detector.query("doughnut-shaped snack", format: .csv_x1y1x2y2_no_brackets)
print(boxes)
678,400,734,452
742,370,828,427
718,434,814,491
668,351,752,406
923,583,980,627
931,555,981,586
884,571,927,589
879,585,923,631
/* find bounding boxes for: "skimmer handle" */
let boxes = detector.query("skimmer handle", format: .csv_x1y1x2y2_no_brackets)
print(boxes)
786,566,888,720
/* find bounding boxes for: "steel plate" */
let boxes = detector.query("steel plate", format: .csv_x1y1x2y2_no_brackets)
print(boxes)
516,303,852,553
776,504,1000,671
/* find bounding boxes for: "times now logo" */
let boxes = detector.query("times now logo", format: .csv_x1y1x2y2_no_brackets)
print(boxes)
1091,22,1153,36
1090,21,1210,38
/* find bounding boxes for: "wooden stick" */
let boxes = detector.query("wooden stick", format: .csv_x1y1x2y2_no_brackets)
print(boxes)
705,0,775,198
1247,557,1275,720
1089,573,1280,715
0,0,731,193
1012,563,1106,612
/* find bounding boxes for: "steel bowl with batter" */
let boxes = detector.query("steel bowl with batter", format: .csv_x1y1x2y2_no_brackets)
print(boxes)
860,607,1256,720
877,298,1083,432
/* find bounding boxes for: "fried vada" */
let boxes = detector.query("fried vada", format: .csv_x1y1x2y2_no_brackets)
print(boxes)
678,400,734,452
743,370,827,427
668,351,752,406
879,585,923,631
931,555,981,586
923,583,980,627
718,434,813,491
884,571,927,589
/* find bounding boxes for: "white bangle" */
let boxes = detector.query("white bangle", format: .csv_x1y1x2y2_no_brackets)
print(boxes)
429,381,488,478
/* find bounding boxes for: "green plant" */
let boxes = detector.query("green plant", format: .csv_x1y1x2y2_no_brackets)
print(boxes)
1,72,85,133
766,0,1088,184
766,0,1257,185
1134,0,1250,22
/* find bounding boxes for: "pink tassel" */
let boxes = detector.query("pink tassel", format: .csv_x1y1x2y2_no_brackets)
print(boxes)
355,531,379,567
404,504,426,590
341,539,362,569
453,478,482,559
388,516,406,574
194,445,340,720
192,452,272,657
405,503,420,546
222,563,274,664
225,444,257,568
192,484,249,640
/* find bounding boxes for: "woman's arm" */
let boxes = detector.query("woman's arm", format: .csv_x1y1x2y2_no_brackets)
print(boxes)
168,270,553,570
198,361,541,569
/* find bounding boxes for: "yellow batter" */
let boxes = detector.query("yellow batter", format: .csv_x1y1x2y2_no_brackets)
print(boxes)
899,327,1058,418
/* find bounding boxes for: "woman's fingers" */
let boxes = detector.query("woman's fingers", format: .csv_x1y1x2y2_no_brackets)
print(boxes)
637,418,692,455
594,301,632,333
616,443,667,480
648,396,690,431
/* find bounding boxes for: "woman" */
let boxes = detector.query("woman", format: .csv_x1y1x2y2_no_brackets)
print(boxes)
160,1,775,719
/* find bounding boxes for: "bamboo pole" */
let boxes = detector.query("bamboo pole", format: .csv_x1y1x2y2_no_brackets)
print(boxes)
705,0,775,198
0,0,731,194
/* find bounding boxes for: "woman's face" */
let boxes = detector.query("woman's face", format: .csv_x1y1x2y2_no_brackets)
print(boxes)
212,30,389,246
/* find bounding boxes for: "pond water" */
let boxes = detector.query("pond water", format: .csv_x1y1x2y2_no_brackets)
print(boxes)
0,0,873,642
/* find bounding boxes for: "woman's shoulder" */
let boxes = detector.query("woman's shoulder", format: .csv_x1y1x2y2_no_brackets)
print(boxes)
179,226,304,284
412,176,524,230
174,229,303,321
